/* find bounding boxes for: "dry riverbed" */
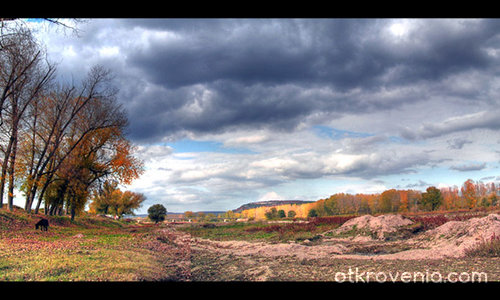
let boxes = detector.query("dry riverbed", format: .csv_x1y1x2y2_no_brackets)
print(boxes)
158,214,500,281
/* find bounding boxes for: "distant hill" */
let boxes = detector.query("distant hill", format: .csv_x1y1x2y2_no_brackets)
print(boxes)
232,200,314,213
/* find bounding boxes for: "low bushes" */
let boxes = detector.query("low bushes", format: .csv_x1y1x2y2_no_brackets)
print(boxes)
465,234,500,257
245,215,355,234
308,215,357,226
407,214,483,230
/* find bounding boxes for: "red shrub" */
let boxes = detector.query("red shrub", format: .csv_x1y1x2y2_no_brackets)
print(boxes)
245,216,355,234
309,216,356,226
407,213,482,230
245,223,316,233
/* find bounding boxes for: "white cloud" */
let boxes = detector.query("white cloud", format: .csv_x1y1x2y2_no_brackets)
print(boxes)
98,46,120,57
224,133,270,146
62,45,77,58
258,191,285,201
401,110,500,140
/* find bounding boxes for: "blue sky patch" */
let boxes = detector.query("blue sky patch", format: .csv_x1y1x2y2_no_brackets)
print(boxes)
313,125,373,140
25,18,45,23
166,139,258,154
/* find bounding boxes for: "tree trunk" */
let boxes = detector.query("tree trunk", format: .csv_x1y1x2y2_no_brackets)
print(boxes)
0,135,14,208
24,102,38,212
48,202,55,215
70,201,76,221
33,155,57,214
31,185,40,214
36,176,53,214
7,116,18,211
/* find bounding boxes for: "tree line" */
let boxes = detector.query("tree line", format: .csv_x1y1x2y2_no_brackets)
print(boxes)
0,20,145,220
309,178,500,217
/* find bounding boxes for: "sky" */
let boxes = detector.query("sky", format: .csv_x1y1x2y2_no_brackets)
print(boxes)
18,18,500,213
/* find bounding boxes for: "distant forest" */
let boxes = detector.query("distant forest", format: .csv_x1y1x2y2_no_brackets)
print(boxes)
311,178,499,217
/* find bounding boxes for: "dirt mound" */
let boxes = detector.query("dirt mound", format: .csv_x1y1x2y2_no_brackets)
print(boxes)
335,214,414,239
370,213,500,260
421,213,500,257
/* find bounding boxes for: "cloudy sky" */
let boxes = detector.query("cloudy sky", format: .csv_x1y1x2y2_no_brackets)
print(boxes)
23,18,500,213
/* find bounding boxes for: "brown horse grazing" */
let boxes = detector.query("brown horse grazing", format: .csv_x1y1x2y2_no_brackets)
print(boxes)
35,219,49,231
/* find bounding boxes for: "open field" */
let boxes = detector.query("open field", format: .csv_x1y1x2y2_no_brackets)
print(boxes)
1,207,500,282
0,207,192,281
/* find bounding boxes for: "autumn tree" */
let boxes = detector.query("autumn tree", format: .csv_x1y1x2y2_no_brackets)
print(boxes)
0,20,143,218
407,190,422,212
265,207,278,220
45,120,143,219
112,190,145,219
461,179,478,209
440,186,460,210
479,196,490,207
380,189,400,213
313,199,327,216
398,190,409,213
0,26,55,210
324,195,340,215
89,180,145,219
88,180,118,215
421,186,443,211
222,210,235,220
184,210,195,219
489,193,498,207
10,65,144,218
193,212,204,221
204,213,216,222
17,66,137,215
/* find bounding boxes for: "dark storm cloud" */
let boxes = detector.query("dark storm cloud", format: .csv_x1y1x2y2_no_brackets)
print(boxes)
124,19,389,89
125,81,319,142
81,19,500,142
126,19,500,88
127,34,312,89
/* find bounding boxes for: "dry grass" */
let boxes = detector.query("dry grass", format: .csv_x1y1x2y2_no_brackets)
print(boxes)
0,207,186,281
465,234,500,258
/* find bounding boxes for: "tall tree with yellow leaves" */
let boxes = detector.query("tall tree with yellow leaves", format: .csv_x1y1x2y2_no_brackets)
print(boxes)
89,180,145,219
461,179,478,209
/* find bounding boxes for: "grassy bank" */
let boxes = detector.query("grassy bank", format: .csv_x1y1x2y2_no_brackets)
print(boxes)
0,207,186,281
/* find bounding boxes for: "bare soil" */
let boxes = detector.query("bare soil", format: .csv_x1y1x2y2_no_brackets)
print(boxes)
157,214,500,281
